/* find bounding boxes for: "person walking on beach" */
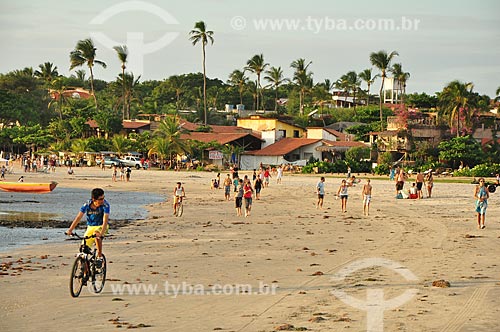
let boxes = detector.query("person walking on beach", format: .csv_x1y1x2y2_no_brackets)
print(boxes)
233,176,239,193
337,179,349,213
119,166,125,181
276,165,283,184
125,166,132,182
223,174,232,201
112,165,118,182
395,168,406,195
316,176,325,209
264,167,271,187
362,179,372,216
66,188,109,268
425,170,434,198
254,176,263,200
235,179,244,217
474,177,489,229
173,182,185,215
389,166,396,181
243,179,253,217
416,170,424,199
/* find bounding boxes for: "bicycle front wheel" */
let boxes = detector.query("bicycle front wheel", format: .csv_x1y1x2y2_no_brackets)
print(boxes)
70,257,85,297
91,254,107,293
177,202,183,217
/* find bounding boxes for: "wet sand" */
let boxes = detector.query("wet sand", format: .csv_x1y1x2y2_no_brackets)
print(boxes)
1,166,499,331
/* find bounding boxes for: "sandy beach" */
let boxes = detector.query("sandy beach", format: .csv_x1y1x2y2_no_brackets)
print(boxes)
1,167,499,331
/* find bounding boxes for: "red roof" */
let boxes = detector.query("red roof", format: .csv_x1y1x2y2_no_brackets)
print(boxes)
179,119,198,131
123,121,150,129
245,138,321,156
179,119,255,135
50,87,92,100
85,120,150,129
324,128,347,141
86,119,98,128
481,138,500,146
180,132,261,145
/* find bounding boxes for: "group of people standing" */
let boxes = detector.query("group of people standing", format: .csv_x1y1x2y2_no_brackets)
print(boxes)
393,167,434,199
316,176,373,216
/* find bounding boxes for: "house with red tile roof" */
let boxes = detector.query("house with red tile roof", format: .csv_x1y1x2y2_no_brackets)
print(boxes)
180,132,262,150
85,119,151,138
240,138,322,169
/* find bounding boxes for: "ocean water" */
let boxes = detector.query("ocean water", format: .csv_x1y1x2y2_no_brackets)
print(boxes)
0,188,165,252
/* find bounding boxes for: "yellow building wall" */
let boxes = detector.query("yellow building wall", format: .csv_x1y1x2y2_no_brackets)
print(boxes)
237,118,305,138
305,128,323,139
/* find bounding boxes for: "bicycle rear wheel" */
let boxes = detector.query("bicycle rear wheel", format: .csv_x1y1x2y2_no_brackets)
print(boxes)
70,257,85,297
91,254,107,293
177,202,183,217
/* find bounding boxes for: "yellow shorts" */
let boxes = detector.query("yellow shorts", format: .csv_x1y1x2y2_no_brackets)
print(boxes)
84,225,108,247
173,196,183,204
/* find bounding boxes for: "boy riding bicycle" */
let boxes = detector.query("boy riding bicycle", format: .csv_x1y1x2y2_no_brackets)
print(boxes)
66,188,109,268
173,182,185,215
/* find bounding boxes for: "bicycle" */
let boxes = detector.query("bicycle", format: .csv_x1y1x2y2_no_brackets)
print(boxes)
174,195,185,217
68,232,107,297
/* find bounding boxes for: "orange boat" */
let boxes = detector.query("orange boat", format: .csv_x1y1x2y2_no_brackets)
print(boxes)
0,181,58,193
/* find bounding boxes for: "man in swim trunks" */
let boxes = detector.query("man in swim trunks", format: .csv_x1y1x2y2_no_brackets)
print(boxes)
416,170,424,199
362,179,372,216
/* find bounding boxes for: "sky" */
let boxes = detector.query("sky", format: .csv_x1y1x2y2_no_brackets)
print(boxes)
1,0,499,98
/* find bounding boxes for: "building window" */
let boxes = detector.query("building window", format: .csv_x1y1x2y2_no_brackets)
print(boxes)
293,130,299,138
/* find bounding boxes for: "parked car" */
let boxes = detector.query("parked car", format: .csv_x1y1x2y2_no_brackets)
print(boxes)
96,156,124,168
120,156,144,169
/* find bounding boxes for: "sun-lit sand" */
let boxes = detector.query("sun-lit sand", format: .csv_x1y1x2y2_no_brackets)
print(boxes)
1,166,499,331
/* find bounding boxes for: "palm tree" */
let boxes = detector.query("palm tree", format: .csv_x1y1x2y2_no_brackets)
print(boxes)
390,63,411,105
246,81,258,111
189,21,214,125
335,71,360,111
34,62,59,84
264,66,288,112
69,38,107,109
48,78,70,120
438,80,476,137
113,45,128,120
358,68,379,105
117,72,141,120
111,134,129,155
169,75,186,111
154,116,190,161
291,58,313,115
245,54,269,111
73,69,86,85
148,136,172,169
495,86,500,102
228,69,248,106
71,139,92,155
370,50,399,130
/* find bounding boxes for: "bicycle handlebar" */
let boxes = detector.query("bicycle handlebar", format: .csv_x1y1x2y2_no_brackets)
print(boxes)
66,232,98,240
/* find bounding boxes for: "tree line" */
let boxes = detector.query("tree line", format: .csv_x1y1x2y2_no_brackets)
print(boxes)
0,20,498,161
